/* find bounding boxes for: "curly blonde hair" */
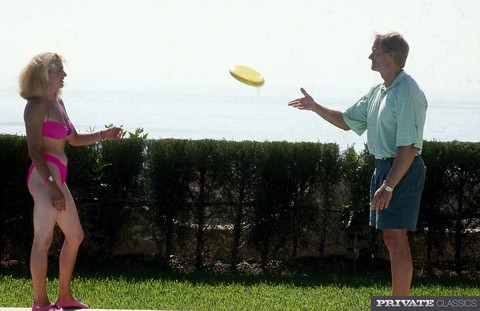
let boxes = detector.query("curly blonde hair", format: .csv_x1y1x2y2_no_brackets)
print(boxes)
18,52,64,100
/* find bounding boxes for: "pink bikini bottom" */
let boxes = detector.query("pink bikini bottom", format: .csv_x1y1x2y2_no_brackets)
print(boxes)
27,154,68,186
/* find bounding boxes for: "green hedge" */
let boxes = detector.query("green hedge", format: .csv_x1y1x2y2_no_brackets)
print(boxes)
1,135,479,274
0,135,32,263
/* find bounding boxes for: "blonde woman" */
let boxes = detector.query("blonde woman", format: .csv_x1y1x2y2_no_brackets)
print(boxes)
20,52,123,311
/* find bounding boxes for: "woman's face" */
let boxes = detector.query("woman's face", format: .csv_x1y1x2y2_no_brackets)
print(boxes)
48,61,67,90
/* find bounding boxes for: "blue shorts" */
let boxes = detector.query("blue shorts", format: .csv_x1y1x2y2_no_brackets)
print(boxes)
369,156,426,231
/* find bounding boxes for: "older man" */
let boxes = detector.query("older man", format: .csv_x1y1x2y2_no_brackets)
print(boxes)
288,32,427,295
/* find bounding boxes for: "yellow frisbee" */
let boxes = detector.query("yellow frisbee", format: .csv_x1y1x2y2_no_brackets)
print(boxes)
229,65,265,87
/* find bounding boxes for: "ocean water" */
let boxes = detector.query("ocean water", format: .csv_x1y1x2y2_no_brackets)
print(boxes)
1,87,479,151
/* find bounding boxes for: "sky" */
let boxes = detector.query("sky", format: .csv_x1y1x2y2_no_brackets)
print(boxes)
0,0,479,101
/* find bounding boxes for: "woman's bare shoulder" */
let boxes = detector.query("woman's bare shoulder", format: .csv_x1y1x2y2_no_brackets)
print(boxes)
24,98,47,120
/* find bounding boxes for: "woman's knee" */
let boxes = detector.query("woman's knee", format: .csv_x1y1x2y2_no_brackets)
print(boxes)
64,228,84,246
32,231,54,251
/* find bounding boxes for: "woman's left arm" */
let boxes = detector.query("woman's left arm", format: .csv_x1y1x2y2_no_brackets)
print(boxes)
68,126,123,146
60,99,123,146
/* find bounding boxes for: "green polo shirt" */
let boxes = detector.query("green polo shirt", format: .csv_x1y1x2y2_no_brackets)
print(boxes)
342,71,427,158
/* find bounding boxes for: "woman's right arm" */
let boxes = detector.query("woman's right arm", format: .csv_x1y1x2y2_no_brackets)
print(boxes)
24,101,66,210
24,101,51,180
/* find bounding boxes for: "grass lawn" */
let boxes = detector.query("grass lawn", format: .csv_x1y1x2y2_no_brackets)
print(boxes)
1,265,478,311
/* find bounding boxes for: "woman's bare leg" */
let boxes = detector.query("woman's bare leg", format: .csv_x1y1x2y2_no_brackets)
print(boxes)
56,184,84,301
29,168,61,306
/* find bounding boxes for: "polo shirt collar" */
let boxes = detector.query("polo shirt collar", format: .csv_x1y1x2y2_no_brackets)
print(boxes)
383,70,405,90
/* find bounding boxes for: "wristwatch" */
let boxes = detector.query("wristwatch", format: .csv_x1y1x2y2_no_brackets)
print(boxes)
383,184,394,192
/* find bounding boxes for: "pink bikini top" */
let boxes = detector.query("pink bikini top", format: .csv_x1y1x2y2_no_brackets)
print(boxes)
42,101,74,139
42,120,73,139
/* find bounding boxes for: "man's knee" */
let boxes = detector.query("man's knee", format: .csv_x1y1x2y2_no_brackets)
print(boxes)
382,229,409,252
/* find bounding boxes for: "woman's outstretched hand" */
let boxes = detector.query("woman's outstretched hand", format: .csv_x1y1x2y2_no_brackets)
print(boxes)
102,126,123,140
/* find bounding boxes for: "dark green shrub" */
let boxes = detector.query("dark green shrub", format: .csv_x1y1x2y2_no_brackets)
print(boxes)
147,139,194,266
0,135,32,263
2,134,479,274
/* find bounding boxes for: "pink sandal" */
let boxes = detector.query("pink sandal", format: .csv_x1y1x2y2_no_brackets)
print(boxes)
55,298,90,309
32,303,64,311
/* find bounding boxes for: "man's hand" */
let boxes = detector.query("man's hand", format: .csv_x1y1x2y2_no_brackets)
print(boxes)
288,88,317,111
371,184,393,210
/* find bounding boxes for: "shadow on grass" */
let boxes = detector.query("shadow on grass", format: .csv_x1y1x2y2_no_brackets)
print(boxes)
2,260,478,291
